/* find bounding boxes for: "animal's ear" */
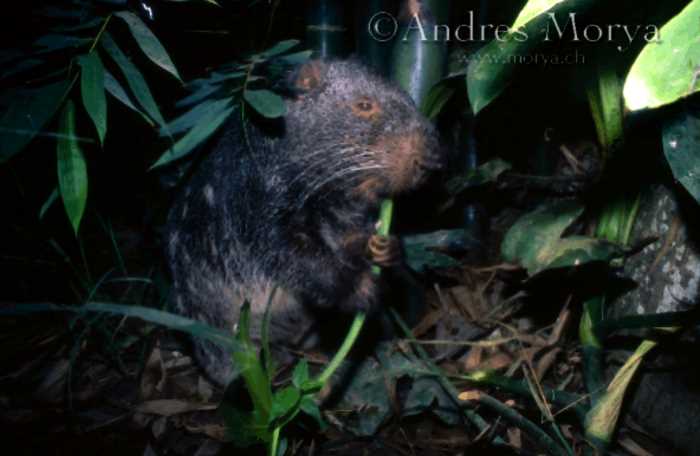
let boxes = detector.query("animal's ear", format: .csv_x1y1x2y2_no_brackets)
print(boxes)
293,60,326,92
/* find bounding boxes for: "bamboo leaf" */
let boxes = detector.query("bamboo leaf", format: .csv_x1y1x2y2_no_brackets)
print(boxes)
115,11,182,81
151,101,234,168
243,89,286,119
79,52,108,145
257,39,300,59
0,80,69,162
103,70,153,125
57,100,88,236
162,98,232,137
101,32,166,127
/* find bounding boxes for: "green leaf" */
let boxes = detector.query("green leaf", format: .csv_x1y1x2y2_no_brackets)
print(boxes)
269,386,301,424
232,303,273,427
511,0,568,31
101,32,166,127
57,100,88,236
420,82,455,120
446,159,512,195
81,302,239,351
0,80,69,162
299,396,326,430
151,100,234,168
39,188,59,220
587,63,624,154
662,107,700,204
104,70,153,126
502,201,623,275
467,0,597,114
33,34,90,54
243,89,286,119
403,229,467,273
115,11,182,81
292,360,310,389
162,98,232,137
79,52,108,145
584,340,657,450
277,50,313,65
257,39,300,59
624,0,700,111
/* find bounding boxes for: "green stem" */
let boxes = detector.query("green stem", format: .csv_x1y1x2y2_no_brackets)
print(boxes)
314,311,367,387
269,427,281,456
477,393,569,456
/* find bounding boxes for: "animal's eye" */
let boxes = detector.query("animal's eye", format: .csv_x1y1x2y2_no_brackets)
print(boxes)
356,100,374,112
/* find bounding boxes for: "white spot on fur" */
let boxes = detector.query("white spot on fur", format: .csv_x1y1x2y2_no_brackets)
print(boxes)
169,232,179,258
203,185,215,206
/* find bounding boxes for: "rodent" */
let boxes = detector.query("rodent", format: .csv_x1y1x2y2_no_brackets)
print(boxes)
165,59,443,386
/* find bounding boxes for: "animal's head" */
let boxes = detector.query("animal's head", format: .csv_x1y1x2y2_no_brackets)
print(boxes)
284,59,444,200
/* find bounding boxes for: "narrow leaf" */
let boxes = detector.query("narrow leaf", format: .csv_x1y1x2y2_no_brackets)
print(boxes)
151,101,234,168
257,39,300,59
104,70,153,126
115,11,181,81
0,80,69,162
162,98,232,137
79,52,108,144
39,188,59,220
57,100,88,236
101,32,166,127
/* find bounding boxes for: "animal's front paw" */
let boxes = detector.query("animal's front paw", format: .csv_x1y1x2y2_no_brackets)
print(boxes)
368,234,402,268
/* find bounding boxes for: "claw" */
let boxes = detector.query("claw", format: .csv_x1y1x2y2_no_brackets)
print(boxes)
368,234,402,268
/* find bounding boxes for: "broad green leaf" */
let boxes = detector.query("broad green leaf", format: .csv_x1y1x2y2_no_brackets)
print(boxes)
446,159,512,195
101,32,166,127
269,386,301,424
502,201,623,275
57,100,88,236
104,70,154,126
115,12,182,81
512,0,568,31
299,396,326,429
292,360,310,389
662,108,700,204
403,229,469,272
79,52,108,145
231,303,273,442
624,0,700,111
151,101,234,168
584,340,657,450
0,80,69,162
220,403,261,447
257,39,300,59
467,0,597,114
420,82,455,120
244,89,286,118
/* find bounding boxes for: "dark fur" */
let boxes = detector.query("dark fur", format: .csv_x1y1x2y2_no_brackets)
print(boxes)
165,60,442,386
